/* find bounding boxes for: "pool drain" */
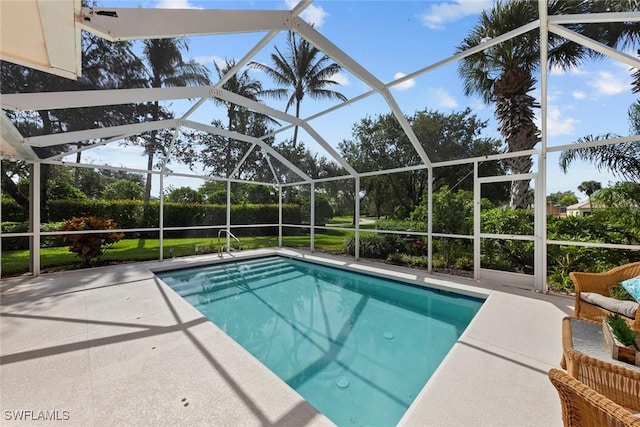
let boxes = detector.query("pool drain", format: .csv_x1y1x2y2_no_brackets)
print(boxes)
335,376,349,388
383,331,394,339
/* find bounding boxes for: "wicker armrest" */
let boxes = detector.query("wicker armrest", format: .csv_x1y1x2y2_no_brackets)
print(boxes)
549,368,640,427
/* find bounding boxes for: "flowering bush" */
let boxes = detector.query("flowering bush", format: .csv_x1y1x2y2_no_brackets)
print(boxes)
58,217,124,265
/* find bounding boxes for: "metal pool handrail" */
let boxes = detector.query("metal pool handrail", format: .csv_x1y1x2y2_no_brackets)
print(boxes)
218,229,242,256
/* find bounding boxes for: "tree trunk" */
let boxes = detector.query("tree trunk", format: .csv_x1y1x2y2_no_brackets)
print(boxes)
37,110,53,222
507,153,533,209
1,169,29,210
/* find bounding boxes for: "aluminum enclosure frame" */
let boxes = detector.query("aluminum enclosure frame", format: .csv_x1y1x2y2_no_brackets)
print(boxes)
1,1,640,291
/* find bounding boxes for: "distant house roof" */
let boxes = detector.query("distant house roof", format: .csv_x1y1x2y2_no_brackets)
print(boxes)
567,200,604,210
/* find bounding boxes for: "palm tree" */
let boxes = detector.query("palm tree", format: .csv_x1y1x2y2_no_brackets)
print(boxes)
559,138,640,183
140,38,210,203
212,59,278,177
560,99,640,183
457,0,590,209
578,180,602,211
249,30,347,151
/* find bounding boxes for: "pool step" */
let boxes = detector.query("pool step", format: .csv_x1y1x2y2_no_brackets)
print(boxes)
167,259,291,294
188,268,307,307
161,258,299,298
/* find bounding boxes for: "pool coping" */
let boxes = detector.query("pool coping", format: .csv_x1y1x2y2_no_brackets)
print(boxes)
0,248,571,426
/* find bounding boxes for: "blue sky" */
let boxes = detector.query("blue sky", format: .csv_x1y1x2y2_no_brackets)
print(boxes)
87,0,637,199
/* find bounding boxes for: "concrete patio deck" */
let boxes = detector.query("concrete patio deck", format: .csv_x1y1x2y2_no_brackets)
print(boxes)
0,249,573,426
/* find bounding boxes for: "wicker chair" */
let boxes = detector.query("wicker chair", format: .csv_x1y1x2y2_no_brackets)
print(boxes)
549,369,640,427
561,317,640,412
571,261,640,331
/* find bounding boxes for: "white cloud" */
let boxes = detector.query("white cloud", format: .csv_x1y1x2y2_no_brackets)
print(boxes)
588,71,628,95
331,72,350,87
419,0,491,30
435,88,458,108
390,72,415,91
549,64,587,76
285,0,328,27
193,55,226,69
470,99,487,111
156,0,201,9
572,91,586,100
535,105,579,136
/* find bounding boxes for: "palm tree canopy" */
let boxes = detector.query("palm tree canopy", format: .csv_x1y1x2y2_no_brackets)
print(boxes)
214,59,263,102
142,38,210,88
578,180,602,197
457,0,589,103
559,138,640,182
249,31,347,114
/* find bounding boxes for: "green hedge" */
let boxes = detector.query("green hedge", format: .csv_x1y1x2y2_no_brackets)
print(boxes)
1,199,27,222
2,200,302,249
45,200,301,229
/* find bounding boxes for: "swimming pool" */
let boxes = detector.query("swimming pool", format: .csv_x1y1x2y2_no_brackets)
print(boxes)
156,256,483,425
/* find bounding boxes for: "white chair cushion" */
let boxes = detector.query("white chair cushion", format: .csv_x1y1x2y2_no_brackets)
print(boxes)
580,292,639,319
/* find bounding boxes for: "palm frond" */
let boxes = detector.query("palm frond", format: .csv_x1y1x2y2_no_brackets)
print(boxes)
559,136,640,181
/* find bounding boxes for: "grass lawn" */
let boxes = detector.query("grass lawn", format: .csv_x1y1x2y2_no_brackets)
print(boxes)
324,216,377,230
1,231,350,277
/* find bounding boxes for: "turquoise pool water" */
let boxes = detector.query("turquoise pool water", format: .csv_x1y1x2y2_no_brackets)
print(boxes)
157,256,483,426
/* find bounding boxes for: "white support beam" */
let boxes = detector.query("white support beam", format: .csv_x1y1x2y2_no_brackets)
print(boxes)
214,87,303,126
548,134,640,152
473,161,480,281
278,185,283,247
30,162,41,276
24,119,179,147
0,111,38,161
549,23,640,69
537,0,548,293
159,172,164,261
44,159,161,176
434,148,541,168
293,18,387,94
310,182,315,252
359,164,426,178
427,167,433,274
179,29,283,122
202,90,362,177
182,120,312,182
548,12,640,25
47,134,135,161
294,17,431,166
382,92,432,166
1,86,213,111
355,176,360,261
264,151,280,185
230,144,258,179
388,21,540,90
79,8,293,41
477,173,538,184
300,124,358,175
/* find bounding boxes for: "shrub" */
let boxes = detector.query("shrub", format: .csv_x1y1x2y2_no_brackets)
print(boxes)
58,217,124,265
344,234,406,259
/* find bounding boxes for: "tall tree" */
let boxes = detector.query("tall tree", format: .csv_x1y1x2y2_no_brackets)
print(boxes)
457,0,590,209
578,180,602,210
548,191,578,206
1,30,147,219
139,38,210,202
340,108,506,216
249,31,347,152
211,59,276,177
